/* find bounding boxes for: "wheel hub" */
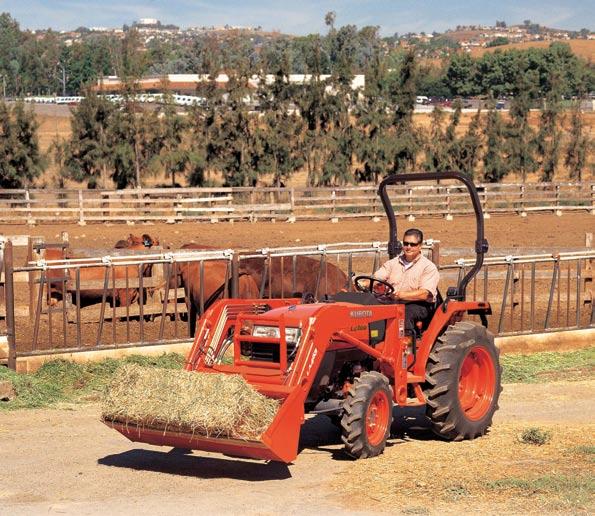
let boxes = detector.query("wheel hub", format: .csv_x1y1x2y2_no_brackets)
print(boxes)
458,345,496,421
366,391,390,445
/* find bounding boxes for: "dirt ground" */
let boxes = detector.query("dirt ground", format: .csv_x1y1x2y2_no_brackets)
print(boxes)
2,212,594,253
0,379,593,515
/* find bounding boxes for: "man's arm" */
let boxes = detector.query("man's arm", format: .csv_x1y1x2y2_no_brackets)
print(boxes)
393,289,431,302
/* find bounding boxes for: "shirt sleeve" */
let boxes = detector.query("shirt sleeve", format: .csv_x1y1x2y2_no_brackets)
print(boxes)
420,262,440,299
373,260,392,282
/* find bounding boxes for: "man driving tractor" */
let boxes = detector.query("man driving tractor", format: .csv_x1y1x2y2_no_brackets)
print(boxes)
373,228,440,332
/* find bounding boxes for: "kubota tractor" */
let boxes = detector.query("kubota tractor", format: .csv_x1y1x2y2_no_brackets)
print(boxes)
106,171,501,462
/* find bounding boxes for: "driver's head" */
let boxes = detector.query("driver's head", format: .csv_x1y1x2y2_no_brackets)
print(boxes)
402,228,423,262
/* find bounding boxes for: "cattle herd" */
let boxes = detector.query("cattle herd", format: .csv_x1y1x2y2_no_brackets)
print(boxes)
44,234,349,336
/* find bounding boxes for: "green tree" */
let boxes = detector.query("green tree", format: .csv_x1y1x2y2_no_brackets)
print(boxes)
108,95,163,188
0,13,24,96
422,106,449,172
564,100,591,181
483,101,508,182
536,77,563,181
450,108,482,177
388,50,421,172
0,100,45,188
504,73,538,181
354,48,395,183
49,137,68,187
206,69,263,186
486,37,510,48
445,53,477,97
257,68,304,186
156,93,191,186
64,92,114,188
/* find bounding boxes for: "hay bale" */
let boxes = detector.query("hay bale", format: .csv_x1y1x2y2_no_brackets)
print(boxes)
101,364,279,440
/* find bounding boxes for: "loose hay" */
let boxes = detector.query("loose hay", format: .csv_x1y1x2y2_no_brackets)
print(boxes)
101,364,279,440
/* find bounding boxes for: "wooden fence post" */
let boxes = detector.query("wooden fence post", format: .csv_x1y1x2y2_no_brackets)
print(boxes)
4,241,16,370
430,241,440,268
25,190,35,225
585,232,593,310
289,187,295,221
520,184,526,215
78,190,85,225
555,184,562,215
445,187,453,220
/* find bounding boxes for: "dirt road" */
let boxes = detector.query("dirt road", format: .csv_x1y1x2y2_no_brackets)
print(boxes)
2,212,594,252
1,379,593,515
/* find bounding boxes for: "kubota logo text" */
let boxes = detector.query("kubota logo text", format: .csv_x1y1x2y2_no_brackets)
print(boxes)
350,310,373,318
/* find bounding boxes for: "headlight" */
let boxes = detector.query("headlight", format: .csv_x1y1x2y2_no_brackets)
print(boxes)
252,325,301,344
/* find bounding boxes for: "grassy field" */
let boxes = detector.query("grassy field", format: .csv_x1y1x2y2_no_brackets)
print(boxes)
1,348,593,410
0,353,184,410
501,347,595,383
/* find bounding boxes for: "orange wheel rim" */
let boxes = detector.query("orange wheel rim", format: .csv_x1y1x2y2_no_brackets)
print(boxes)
366,390,390,446
458,346,496,421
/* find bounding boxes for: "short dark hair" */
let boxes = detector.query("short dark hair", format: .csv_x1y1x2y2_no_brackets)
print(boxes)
403,228,423,244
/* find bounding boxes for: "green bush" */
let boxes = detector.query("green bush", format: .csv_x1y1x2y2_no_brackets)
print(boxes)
519,427,552,446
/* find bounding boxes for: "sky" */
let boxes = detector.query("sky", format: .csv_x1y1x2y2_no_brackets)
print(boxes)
0,0,593,35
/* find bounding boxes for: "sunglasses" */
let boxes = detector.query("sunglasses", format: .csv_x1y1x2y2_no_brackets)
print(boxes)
402,241,421,247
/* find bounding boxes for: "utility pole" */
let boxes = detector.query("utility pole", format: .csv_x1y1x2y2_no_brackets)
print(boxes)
58,63,66,97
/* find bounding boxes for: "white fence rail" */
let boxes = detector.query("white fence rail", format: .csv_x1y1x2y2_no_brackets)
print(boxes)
0,181,593,225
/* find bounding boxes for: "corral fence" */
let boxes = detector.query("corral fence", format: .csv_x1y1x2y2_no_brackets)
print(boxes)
2,240,435,369
0,181,593,225
442,251,595,335
1,239,593,370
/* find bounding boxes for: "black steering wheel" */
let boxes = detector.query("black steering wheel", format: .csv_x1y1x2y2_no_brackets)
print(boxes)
353,275,395,298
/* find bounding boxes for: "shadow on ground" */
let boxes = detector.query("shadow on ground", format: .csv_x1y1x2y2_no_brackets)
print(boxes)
98,448,292,480
98,406,434,476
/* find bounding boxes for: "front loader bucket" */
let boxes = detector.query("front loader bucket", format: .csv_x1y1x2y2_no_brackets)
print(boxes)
103,379,306,463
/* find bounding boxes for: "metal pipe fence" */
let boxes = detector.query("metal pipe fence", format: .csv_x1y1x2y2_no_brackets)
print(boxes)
1,239,593,369
442,250,595,336
3,240,432,367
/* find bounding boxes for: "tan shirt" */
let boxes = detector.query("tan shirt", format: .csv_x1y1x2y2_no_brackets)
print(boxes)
374,254,440,302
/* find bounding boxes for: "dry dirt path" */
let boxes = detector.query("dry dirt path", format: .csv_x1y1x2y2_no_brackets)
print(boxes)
1,212,594,253
0,379,593,516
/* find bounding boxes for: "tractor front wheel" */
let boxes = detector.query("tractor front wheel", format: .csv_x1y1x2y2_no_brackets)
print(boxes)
424,321,502,441
341,371,393,459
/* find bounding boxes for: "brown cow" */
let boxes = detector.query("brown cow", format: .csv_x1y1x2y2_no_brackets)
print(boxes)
45,234,159,308
178,243,348,298
178,256,259,336
240,255,348,300
177,243,348,335
115,234,160,249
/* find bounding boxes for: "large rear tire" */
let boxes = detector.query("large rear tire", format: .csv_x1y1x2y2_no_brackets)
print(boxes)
341,371,393,459
424,321,502,441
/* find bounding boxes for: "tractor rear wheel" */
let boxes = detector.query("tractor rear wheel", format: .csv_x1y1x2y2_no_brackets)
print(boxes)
424,321,502,441
341,371,393,459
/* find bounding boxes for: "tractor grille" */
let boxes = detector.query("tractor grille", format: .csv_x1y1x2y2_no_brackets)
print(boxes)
240,341,297,363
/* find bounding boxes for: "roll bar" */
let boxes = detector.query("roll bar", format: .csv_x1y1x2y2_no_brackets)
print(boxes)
378,171,488,301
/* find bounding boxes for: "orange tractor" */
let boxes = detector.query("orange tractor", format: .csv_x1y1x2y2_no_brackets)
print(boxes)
107,172,501,462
